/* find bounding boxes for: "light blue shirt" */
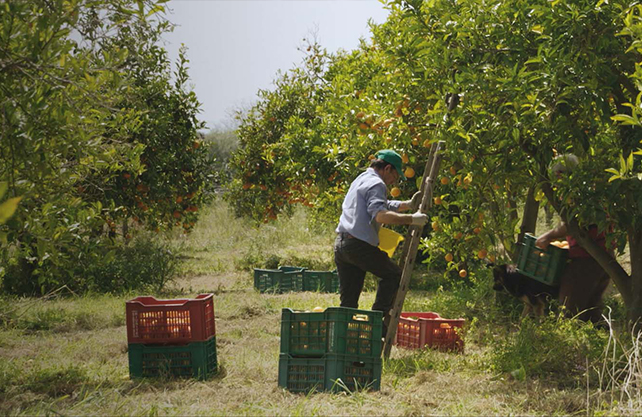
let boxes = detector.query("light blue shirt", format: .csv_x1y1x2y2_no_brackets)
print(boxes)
336,168,402,246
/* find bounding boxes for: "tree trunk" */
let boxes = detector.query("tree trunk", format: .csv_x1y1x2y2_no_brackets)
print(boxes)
505,192,519,261
627,227,642,324
518,185,539,244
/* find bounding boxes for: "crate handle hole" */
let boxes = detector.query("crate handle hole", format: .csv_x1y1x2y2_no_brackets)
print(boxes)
352,314,369,322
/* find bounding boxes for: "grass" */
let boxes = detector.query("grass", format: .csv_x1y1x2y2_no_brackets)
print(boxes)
0,198,640,415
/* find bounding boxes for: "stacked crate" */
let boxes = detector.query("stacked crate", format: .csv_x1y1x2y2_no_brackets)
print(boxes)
395,312,465,352
254,266,339,294
126,293,217,380
278,307,383,393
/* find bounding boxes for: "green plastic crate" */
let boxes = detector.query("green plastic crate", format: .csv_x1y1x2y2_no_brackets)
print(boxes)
279,265,307,273
254,267,305,293
280,307,382,358
302,270,340,293
278,353,381,393
128,336,217,380
516,233,568,286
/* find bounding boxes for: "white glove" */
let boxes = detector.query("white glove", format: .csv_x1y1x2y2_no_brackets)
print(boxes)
409,191,422,211
410,212,428,226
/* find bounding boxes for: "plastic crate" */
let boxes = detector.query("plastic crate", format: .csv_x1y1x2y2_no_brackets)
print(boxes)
302,270,340,293
128,336,217,380
516,233,568,286
395,312,465,352
279,265,307,273
278,353,381,393
280,307,382,358
126,294,215,345
253,267,305,293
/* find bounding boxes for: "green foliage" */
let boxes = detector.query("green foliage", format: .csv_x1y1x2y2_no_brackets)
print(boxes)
489,317,608,383
0,183,20,226
227,0,642,320
0,0,212,294
80,235,181,293
204,126,239,177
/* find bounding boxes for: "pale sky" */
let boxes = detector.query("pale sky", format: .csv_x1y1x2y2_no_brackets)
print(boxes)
162,0,390,129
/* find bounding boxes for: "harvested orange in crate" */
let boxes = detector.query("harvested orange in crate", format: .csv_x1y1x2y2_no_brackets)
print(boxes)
395,312,465,352
126,293,215,345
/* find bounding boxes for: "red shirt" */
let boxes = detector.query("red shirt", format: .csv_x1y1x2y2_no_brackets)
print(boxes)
566,225,608,259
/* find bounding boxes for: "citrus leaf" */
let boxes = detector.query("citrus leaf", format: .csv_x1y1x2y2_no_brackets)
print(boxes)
0,197,21,224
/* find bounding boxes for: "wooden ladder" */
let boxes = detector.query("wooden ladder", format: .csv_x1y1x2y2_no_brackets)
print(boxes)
383,140,445,359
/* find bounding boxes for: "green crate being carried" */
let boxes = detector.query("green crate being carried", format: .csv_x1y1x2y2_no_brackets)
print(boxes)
516,233,568,286
280,307,382,358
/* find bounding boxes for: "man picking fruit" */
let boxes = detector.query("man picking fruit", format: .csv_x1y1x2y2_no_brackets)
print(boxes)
535,154,612,324
334,149,427,333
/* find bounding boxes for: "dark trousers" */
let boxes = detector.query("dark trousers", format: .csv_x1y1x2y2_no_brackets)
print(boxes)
558,256,610,323
333,233,401,320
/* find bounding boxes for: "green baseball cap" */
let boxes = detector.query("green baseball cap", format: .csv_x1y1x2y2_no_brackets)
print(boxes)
375,149,405,180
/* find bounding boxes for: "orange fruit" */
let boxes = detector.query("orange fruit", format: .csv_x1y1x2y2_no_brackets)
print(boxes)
359,123,370,131
368,154,376,160
172,211,181,219
473,227,481,234
404,167,415,178
423,139,431,148
488,254,496,263
390,187,401,198
445,253,454,262
477,249,488,259
123,173,131,179
432,221,439,231
454,232,463,240
459,269,468,278
440,177,449,185
434,196,442,205
411,138,419,146
356,111,366,119
449,166,457,176
401,154,409,164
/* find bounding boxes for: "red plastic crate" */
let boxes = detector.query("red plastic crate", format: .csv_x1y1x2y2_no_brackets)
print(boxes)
395,312,464,352
126,294,215,345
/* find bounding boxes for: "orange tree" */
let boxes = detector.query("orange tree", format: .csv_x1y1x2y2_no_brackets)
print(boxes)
226,0,642,322
378,0,642,321
227,38,439,225
94,13,213,236
0,0,210,294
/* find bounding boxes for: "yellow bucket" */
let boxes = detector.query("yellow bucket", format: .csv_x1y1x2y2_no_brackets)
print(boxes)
378,227,404,258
